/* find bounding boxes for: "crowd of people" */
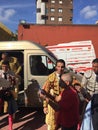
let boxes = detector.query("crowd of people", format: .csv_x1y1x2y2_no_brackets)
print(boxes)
40,58,98,130
0,51,98,130
0,52,22,130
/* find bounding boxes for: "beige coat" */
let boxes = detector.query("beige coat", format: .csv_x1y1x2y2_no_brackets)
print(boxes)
81,70,98,97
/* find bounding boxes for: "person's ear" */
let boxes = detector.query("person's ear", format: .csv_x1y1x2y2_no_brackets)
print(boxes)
65,81,69,85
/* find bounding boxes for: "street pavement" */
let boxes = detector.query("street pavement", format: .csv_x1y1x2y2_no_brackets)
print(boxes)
0,107,47,130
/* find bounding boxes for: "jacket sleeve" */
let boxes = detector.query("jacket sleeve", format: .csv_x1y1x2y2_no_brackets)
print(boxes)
80,101,93,130
81,75,88,89
42,79,51,107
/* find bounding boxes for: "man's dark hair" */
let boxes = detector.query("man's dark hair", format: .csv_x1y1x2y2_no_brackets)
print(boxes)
2,61,9,66
56,59,65,67
92,58,98,63
74,83,81,87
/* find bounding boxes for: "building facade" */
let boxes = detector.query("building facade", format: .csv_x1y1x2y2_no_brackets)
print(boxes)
18,24,98,57
36,0,73,24
0,22,17,41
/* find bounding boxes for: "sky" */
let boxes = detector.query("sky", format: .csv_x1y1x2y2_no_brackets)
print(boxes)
0,0,98,33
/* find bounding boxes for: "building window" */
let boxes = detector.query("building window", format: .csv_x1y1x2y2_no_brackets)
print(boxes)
59,0,63,4
70,0,73,4
42,0,48,2
58,8,62,13
45,8,48,14
50,16,55,21
70,17,72,21
41,15,48,20
70,9,73,13
50,8,55,12
58,17,62,22
37,8,41,13
51,0,55,4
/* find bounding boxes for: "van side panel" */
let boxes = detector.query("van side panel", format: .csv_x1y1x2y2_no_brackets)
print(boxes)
47,41,96,73
0,41,57,107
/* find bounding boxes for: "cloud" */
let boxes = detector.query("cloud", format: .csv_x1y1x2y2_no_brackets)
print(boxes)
0,8,16,22
0,3,34,9
0,3,35,22
80,5,97,19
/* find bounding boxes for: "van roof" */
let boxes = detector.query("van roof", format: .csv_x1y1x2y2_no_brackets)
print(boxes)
0,40,57,61
0,40,46,50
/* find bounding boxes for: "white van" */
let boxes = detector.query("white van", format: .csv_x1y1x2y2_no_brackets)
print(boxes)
0,41,57,107
47,40,96,74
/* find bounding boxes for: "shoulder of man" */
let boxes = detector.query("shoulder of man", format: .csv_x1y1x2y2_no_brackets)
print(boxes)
48,72,57,82
9,57,17,63
0,69,4,73
0,60,3,66
7,70,15,76
0,59,3,63
84,70,93,79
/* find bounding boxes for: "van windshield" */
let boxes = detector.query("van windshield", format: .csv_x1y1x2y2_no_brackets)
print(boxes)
47,48,58,62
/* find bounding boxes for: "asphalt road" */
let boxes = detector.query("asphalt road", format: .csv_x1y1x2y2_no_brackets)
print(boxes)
0,107,47,130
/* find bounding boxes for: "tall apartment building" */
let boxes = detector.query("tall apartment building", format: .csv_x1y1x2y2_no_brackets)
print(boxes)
36,0,73,24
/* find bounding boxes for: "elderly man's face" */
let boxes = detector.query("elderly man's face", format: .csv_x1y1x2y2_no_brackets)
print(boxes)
61,74,72,86
92,63,98,75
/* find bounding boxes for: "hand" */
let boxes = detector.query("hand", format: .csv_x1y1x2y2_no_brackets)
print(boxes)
39,92,46,99
43,107,48,114
55,95,61,102
5,91,11,96
0,87,3,90
45,97,49,103
85,98,89,103
75,85,81,92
